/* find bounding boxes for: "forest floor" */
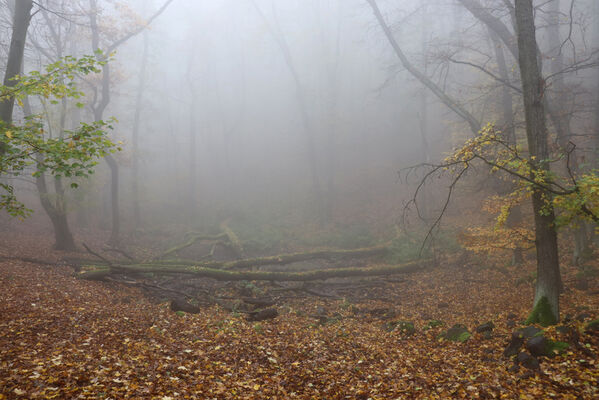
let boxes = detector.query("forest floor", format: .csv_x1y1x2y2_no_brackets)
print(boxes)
0,231,598,399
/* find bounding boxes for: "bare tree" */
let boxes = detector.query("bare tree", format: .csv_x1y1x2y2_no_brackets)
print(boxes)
87,0,174,245
0,0,33,136
251,0,325,220
366,0,481,135
131,22,150,231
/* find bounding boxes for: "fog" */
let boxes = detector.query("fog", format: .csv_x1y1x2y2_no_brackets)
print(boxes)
1,0,598,251
2,2,599,397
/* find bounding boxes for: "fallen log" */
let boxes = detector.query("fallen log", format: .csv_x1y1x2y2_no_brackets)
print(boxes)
220,219,244,258
157,233,226,260
77,260,426,282
132,245,389,270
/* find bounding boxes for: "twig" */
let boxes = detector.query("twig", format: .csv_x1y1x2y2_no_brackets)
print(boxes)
82,243,113,266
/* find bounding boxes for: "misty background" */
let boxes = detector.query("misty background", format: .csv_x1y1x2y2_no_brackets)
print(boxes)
1,0,598,252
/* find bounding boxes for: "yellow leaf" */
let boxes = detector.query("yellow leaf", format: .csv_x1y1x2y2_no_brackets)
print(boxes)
253,384,260,390
5,130,12,139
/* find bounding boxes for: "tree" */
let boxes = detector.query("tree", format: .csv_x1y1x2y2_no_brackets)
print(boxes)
0,0,33,155
251,0,325,220
515,0,561,325
86,0,174,245
26,3,81,250
366,0,481,136
0,55,119,220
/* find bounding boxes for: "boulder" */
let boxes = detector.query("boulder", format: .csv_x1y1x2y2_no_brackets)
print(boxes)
516,352,540,370
246,308,278,322
441,324,471,342
170,298,201,314
423,320,444,330
585,319,599,334
576,312,592,322
385,320,415,335
476,321,495,333
526,336,549,357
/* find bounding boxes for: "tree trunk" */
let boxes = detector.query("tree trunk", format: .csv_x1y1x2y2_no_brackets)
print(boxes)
547,0,590,263
78,259,425,282
34,155,77,251
0,0,32,155
187,50,198,219
251,1,325,220
131,29,149,230
89,0,120,245
22,83,76,251
515,0,561,326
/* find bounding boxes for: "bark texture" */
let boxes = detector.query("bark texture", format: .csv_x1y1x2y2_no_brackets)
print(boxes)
514,0,560,325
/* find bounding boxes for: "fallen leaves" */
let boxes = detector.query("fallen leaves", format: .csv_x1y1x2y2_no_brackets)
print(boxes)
0,236,598,399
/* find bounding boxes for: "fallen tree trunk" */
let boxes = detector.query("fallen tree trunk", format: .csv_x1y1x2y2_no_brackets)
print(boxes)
77,260,425,282
134,245,389,270
157,233,226,260
220,219,244,258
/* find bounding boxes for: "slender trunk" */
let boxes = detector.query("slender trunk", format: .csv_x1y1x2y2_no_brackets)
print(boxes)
546,0,590,265
35,163,76,250
250,1,324,220
131,29,149,230
418,4,430,220
0,0,33,156
188,85,197,217
515,0,560,325
321,1,343,224
23,96,77,251
89,0,120,245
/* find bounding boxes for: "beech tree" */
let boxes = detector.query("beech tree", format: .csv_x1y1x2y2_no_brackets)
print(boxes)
0,0,32,143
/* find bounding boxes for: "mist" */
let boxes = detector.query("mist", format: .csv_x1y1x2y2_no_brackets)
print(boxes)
1,0,599,398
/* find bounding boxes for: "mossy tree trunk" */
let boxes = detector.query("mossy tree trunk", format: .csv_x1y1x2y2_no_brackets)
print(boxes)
78,260,424,282
515,0,560,325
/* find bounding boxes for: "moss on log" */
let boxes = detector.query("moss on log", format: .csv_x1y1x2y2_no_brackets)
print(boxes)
220,219,244,257
78,260,425,282
139,246,389,270
158,233,226,259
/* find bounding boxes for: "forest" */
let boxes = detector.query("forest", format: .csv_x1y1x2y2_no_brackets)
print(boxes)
0,0,598,398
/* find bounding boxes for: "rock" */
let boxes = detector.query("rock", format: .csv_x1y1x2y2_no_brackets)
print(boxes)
506,320,516,329
423,320,444,330
504,334,524,357
504,328,541,357
246,308,278,322
438,302,449,309
526,335,569,357
441,324,471,342
482,331,493,340
576,312,592,322
476,321,495,333
507,364,520,373
518,326,543,339
507,313,517,320
526,336,549,357
585,319,599,334
516,352,540,370
170,299,201,314
555,325,574,336
384,320,415,335
563,314,573,323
